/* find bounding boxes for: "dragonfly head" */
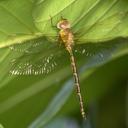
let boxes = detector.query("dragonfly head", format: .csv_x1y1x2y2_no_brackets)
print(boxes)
57,19,71,30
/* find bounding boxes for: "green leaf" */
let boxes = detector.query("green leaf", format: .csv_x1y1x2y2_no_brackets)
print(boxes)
0,1,128,128
0,0,128,48
33,0,128,42
0,0,41,48
29,80,74,128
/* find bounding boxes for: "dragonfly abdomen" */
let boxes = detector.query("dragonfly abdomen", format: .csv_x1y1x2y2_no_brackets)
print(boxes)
69,50,86,119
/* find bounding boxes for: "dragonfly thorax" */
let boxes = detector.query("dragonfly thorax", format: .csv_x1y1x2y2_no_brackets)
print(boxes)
57,19,74,52
57,19,71,30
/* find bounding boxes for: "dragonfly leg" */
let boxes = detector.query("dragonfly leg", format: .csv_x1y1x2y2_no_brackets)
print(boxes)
60,15,67,20
49,15,57,29
58,35,63,47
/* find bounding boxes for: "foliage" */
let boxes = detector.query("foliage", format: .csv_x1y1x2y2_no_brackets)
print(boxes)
0,0,128,128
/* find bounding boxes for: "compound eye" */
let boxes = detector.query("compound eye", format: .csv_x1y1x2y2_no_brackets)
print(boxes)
57,20,70,29
57,23,60,29
57,22,62,29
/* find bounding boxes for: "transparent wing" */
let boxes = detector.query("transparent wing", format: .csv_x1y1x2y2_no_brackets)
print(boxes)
9,35,58,54
9,37,66,76
8,33,106,76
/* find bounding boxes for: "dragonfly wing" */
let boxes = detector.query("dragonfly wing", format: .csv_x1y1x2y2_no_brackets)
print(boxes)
9,37,65,76
9,36,59,54
10,53,57,75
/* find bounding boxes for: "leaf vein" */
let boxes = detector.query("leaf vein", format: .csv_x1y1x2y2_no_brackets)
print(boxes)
0,4,34,33
78,0,120,35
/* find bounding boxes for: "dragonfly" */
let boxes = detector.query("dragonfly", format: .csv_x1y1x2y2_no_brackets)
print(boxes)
9,17,87,119
8,16,87,119
55,17,86,119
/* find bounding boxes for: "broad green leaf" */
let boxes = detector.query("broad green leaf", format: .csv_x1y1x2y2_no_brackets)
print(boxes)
33,0,128,42
0,0,128,48
0,0,41,48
